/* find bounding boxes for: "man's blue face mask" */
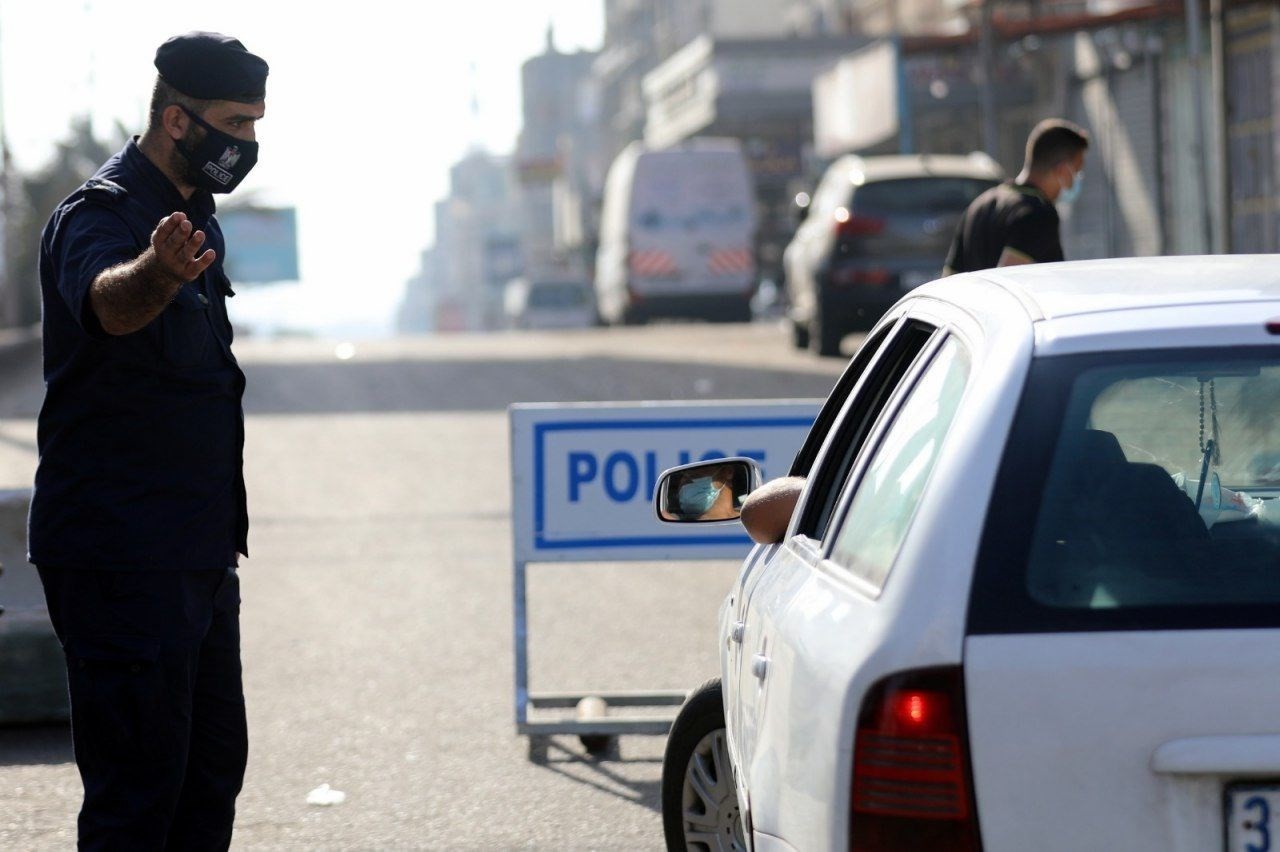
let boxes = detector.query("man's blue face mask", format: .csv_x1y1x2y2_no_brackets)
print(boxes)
678,476,724,516
1058,168,1083,205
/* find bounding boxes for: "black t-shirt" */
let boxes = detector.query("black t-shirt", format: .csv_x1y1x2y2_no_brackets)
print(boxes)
944,181,1063,274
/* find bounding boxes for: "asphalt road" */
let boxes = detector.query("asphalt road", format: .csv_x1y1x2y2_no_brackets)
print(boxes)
0,322,849,850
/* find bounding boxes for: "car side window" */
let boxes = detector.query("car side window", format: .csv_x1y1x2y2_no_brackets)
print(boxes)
794,320,937,540
827,336,971,589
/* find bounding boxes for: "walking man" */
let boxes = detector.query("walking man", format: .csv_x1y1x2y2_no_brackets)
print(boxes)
29,32,267,850
944,119,1090,274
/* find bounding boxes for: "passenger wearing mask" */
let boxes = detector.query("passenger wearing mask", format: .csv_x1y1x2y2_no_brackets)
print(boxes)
943,119,1090,275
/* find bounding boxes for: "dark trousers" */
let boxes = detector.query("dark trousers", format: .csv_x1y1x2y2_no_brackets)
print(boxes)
37,566,248,852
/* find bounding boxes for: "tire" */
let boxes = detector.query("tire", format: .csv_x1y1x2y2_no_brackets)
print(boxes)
579,734,613,756
661,679,746,852
790,319,810,350
808,300,843,357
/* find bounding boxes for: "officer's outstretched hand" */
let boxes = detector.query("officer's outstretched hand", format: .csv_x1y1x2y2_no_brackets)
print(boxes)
151,212,216,284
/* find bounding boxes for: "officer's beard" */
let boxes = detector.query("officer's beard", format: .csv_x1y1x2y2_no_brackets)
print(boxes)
171,123,209,191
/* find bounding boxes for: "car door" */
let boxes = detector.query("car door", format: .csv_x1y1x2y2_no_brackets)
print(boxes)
964,345,1280,852
724,319,905,793
729,313,943,834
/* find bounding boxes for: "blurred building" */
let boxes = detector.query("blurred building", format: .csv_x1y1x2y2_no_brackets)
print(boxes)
591,0,813,189
643,35,871,284
407,151,523,333
808,0,1228,259
515,28,598,278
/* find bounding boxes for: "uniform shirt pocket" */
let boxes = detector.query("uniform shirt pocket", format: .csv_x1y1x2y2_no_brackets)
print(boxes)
161,284,219,368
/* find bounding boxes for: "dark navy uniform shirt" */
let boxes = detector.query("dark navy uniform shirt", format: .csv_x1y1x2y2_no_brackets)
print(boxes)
29,139,248,570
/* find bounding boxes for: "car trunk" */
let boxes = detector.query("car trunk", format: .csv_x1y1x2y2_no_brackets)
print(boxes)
965,630,1280,851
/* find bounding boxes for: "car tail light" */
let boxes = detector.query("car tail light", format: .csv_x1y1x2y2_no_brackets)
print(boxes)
834,209,886,238
850,666,980,851
829,267,892,287
1267,317,1280,335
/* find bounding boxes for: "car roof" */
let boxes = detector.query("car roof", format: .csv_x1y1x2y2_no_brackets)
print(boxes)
830,153,1004,183
904,255,1280,357
956,255,1280,321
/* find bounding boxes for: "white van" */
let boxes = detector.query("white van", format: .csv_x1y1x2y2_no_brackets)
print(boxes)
595,139,757,325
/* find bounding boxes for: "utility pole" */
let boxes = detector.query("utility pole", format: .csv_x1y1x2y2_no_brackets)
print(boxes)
977,0,999,158
0,5,13,328
1185,0,1215,253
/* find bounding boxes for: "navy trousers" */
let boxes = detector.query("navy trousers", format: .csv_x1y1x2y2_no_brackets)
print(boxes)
37,566,247,852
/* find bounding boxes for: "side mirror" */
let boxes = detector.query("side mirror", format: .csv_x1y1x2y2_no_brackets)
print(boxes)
655,458,762,523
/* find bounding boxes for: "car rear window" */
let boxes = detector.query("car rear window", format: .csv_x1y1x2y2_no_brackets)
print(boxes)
854,178,995,216
970,347,1280,633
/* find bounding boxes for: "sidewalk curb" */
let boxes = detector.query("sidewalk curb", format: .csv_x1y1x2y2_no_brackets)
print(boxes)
0,489,69,724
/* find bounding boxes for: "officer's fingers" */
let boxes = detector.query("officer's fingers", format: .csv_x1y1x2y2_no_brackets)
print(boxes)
152,215,179,247
184,229,208,257
187,249,217,277
156,217,192,252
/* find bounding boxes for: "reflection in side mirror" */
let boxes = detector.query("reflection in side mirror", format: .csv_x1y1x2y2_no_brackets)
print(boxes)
655,458,763,524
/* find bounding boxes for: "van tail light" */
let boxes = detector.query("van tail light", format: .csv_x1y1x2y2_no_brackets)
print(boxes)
850,666,981,851
835,213,886,239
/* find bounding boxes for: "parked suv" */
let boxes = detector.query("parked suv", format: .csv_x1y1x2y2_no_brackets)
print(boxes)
657,256,1280,851
783,153,1001,356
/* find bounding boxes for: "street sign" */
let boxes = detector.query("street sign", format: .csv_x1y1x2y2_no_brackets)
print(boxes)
509,400,820,563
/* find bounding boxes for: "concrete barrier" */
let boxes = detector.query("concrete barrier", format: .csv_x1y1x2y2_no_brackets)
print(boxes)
0,489,70,724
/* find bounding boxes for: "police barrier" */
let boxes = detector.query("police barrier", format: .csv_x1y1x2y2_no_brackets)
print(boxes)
509,400,819,747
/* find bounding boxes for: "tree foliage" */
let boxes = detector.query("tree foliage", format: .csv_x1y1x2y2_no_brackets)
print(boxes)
3,116,126,327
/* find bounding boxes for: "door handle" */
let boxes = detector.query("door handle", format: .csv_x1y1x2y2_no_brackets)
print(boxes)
729,621,745,644
751,654,769,680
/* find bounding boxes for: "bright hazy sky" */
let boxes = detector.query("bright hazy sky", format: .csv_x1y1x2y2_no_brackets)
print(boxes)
0,0,603,337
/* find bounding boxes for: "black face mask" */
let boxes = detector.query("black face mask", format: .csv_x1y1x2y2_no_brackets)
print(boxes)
175,106,258,194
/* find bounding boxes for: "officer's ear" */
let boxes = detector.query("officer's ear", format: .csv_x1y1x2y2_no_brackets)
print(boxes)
161,104,190,143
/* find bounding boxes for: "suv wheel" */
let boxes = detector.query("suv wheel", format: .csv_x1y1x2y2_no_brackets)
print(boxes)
809,302,843,357
791,319,810,349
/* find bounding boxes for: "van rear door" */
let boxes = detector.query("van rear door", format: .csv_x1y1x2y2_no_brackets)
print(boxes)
628,147,756,296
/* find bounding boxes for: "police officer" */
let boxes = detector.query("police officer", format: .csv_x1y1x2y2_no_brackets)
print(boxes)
944,119,1090,274
29,32,266,850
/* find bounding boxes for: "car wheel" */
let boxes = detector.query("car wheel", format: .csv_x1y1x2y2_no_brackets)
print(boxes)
661,678,746,852
790,319,810,349
809,302,842,357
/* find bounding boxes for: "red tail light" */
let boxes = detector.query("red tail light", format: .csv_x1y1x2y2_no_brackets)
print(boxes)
850,667,980,851
829,267,892,287
835,213,886,238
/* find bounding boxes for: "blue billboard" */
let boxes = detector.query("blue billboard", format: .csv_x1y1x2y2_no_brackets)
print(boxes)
218,206,299,285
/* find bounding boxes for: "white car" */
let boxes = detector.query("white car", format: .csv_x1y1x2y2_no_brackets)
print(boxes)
655,256,1280,852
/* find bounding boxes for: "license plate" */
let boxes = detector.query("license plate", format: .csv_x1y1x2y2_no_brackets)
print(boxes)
901,270,934,290
1227,784,1280,851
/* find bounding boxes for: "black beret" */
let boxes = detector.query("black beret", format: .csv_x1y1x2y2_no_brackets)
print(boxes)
154,31,268,102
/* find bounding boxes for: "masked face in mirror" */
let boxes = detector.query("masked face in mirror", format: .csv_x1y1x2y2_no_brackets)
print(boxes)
658,461,754,522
